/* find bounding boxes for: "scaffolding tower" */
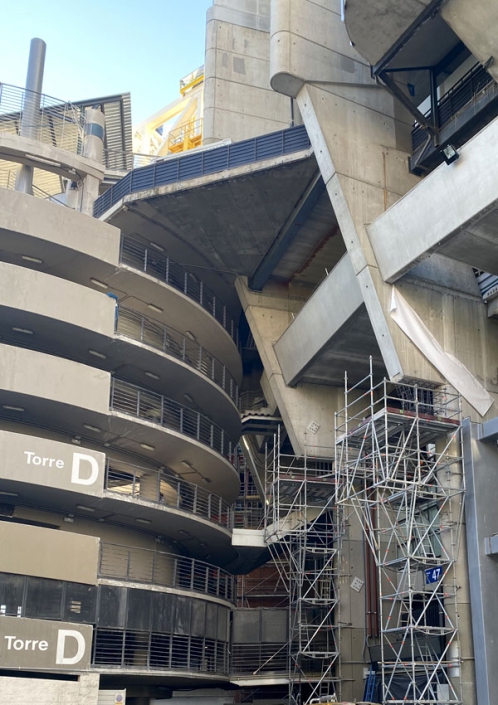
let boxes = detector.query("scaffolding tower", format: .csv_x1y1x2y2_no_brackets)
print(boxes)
265,427,342,705
335,365,464,705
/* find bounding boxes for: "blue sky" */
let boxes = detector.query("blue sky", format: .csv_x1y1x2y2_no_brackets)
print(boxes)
1,0,213,123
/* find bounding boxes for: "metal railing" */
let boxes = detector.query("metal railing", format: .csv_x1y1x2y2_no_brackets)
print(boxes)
109,378,239,468
0,82,84,153
98,542,235,602
116,306,239,405
93,124,311,218
105,458,232,529
104,149,161,172
120,235,239,346
230,643,288,675
412,62,494,151
93,629,228,674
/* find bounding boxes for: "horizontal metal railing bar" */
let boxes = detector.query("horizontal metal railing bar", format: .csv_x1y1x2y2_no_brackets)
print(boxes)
98,541,235,602
93,629,229,674
0,82,84,154
411,62,494,150
105,457,232,529
230,643,288,674
119,235,239,346
109,378,239,467
93,124,311,218
116,306,239,405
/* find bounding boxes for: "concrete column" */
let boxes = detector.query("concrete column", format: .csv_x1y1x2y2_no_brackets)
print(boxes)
441,0,498,83
15,38,46,195
79,107,105,215
437,437,476,705
235,277,344,456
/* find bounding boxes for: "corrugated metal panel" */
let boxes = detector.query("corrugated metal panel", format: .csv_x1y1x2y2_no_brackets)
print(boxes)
475,270,498,300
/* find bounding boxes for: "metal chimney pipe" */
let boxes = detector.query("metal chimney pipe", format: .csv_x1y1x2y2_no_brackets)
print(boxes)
15,38,46,194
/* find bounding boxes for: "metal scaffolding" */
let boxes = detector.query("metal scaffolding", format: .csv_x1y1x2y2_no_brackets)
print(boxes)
335,365,464,705
265,427,342,705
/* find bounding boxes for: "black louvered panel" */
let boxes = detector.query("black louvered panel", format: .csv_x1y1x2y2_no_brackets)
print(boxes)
131,164,155,192
228,138,256,167
203,145,229,173
155,159,180,185
178,152,203,180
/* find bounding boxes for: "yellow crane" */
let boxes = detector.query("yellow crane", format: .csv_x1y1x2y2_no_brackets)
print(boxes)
133,66,204,157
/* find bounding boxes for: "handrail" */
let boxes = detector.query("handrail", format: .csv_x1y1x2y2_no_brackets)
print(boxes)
93,123,311,218
116,306,239,405
119,235,239,346
109,378,239,468
105,458,233,530
412,62,494,150
98,541,236,602
0,82,85,154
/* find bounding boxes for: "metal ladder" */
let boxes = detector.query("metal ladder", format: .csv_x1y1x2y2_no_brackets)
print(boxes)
363,669,376,702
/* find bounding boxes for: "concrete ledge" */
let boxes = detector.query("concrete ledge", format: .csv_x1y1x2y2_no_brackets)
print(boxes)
0,187,120,267
0,522,99,584
0,132,105,181
368,117,498,281
274,254,363,385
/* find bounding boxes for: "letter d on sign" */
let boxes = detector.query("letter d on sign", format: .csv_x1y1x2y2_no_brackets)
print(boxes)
71,453,99,486
55,629,86,665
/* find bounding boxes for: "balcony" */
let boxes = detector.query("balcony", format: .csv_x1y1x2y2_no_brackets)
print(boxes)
120,235,239,347
110,378,239,471
98,542,235,603
116,306,238,407
105,459,232,531
411,62,498,174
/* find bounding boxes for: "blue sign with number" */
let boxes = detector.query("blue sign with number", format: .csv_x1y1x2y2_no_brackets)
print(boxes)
425,566,442,584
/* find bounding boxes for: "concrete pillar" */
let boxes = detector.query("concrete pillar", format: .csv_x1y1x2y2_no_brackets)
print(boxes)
441,0,498,83
15,38,46,195
437,437,476,705
236,276,344,457
79,107,105,215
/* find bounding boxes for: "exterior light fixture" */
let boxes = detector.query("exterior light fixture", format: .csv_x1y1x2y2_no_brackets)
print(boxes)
76,505,95,512
90,278,108,289
12,327,33,335
145,371,160,380
184,394,194,403
0,491,18,497
21,255,43,264
147,303,163,314
2,405,25,412
88,349,106,359
185,331,196,341
136,518,151,525
150,242,165,252
83,424,101,433
441,144,460,165
140,443,155,451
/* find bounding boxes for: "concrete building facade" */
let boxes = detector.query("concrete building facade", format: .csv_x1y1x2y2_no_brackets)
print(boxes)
0,2,497,705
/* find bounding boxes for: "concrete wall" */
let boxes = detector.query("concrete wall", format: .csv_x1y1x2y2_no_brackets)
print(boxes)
204,0,294,143
0,261,115,337
0,188,120,265
0,522,99,584
0,674,99,705
0,344,110,414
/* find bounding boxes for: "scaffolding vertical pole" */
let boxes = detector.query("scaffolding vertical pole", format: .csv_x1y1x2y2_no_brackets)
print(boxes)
335,370,464,705
265,427,342,705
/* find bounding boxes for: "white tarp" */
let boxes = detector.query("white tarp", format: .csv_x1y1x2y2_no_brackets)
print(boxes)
390,288,493,416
